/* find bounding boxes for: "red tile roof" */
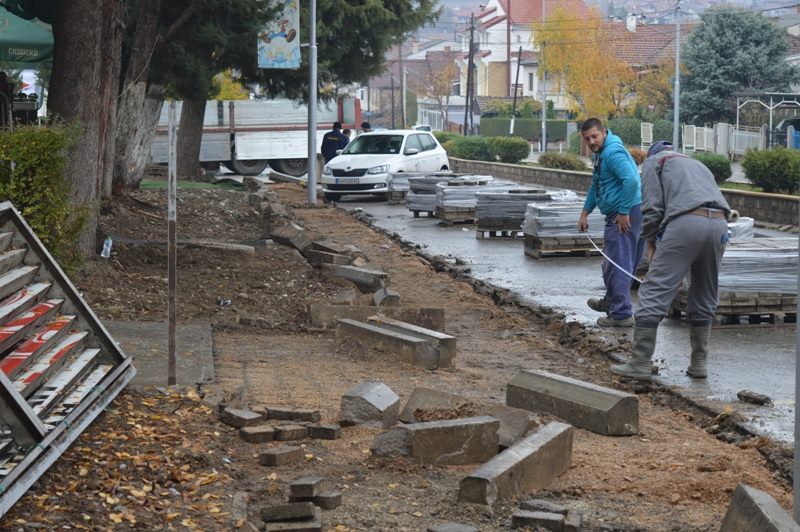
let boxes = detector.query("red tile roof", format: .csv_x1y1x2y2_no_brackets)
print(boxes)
608,22,696,68
491,0,591,25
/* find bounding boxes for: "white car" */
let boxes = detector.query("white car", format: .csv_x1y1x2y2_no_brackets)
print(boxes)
321,129,450,201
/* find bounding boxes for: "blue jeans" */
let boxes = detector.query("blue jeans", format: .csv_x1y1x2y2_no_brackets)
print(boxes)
602,204,642,319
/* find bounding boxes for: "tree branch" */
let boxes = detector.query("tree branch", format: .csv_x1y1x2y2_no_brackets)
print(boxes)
162,2,198,44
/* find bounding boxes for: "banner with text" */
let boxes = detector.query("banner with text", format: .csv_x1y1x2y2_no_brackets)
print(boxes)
258,0,300,69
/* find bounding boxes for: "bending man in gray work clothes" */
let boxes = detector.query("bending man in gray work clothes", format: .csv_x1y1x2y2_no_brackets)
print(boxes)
610,141,731,380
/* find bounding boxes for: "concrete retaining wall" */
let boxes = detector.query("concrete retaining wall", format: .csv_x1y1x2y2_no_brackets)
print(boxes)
450,158,799,227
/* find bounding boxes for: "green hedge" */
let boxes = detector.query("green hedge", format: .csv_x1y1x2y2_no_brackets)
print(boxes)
568,131,581,154
692,153,732,184
0,125,85,270
488,136,530,163
434,130,459,146
605,118,677,146
742,147,800,194
480,118,568,142
538,152,589,172
447,135,493,161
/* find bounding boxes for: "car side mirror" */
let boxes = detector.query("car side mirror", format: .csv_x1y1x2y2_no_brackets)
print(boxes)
335,149,343,155
404,148,419,155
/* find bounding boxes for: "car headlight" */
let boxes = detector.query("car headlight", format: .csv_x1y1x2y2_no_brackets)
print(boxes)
367,165,390,174
322,165,332,175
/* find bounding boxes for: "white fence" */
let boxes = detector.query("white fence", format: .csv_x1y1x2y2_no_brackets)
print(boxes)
642,122,767,159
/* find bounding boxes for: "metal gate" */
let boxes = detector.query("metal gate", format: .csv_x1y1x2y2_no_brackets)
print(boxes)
0,202,135,516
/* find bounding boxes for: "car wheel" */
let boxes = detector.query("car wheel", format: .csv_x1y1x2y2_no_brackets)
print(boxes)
440,165,449,171
324,193,341,202
224,159,269,175
270,158,309,177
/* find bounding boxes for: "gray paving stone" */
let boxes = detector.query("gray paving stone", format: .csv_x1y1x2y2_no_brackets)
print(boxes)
373,287,401,306
259,446,304,466
366,315,456,367
266,407,321,423
239,425,276,443
261,502,317,522
564,511,583,532
305,249,351,267
309,304,445,331
458,422,573,505
290,476,325,498
511,510,565,531
263,506,322,532
307,424,341,440
520,499,568,515
427,523,480,532
371,416,500,465
336,319,443,370
332,265,388,293
220,407,263,428
506,370,639,436
313,491,342,510
720,483,800,531
271,222,312,254
274,424,308,441
400,387,537,448
339,381,400,428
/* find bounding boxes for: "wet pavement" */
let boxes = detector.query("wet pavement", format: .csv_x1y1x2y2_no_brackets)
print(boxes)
338,196,797,443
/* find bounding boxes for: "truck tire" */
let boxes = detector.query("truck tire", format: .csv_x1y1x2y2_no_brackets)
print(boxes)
270,158,308,177
224,159,269,175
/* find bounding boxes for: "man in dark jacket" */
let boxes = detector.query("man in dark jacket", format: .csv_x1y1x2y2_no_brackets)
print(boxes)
610,141,731,380
321,122,348,163
578,118,643,328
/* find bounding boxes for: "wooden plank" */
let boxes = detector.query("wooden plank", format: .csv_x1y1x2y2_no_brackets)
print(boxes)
0,283,52,325
43,364,113,426
0,299,63,355
0,266,39,302
0,316,77,379
29,348,100,417
13,332,88,398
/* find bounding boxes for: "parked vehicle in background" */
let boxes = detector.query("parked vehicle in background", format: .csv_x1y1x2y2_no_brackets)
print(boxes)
149,96,361,176
412,124,432,131
321,129,450,201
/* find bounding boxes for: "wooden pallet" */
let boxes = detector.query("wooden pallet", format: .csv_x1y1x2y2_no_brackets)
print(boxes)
387,191,407,204
411,210,436,218
670,289,797,326
436,207,475,224
523,234,602,259
476,228,524,239
144,164,167,178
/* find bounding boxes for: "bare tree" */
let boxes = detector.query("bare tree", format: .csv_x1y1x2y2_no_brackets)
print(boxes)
411,51,460,127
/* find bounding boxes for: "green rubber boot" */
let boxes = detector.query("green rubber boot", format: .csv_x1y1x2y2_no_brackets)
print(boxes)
610,325,656,380
686,325,710,379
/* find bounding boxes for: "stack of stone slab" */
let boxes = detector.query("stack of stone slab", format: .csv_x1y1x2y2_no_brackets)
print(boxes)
386,171,427,204
672,237,798,323
521,202,604,258
406,173,473,216
728,217,754,240
475,188,576,237
336,315,455,370
432,176,500,224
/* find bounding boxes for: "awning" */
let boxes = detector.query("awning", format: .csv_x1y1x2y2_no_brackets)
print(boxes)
0,6,52,65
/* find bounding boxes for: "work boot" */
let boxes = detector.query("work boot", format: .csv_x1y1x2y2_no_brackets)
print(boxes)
686,325,711,379
610,325,657,380
587,297,609,314
597,315,634,327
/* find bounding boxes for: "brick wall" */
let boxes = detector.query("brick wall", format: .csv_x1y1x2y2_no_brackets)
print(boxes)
451,158,799,226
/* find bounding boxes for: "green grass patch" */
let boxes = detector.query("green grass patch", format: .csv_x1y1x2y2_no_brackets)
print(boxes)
720,182,764,193
140,179,245,191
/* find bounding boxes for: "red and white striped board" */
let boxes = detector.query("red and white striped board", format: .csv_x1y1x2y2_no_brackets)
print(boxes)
0,283,52,325
0,315,75,379
0,299,63,355
13,332,88,398
29,349,101,417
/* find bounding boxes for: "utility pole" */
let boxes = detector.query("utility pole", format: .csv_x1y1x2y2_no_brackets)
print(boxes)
510,46,522,135
307,0,318,204
672,0,681,149
541,0,547,153
507,0,512,97
399,45,406,129
390,69,396,129
463,13,475,136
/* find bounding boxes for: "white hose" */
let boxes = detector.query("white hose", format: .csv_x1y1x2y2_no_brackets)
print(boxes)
584,234,641,283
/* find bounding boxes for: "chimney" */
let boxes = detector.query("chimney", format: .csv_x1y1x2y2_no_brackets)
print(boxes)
411,37,419,54
444,45,451,53
626,13,637,32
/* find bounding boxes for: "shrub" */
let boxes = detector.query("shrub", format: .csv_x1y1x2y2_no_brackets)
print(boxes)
603,118,676,148
538,152,590,172
479,118,569,142
434,130,459,146
568,131,581,154
692,153,731,184
448,135,493,161
0,124,85,270
488,136,530,163
628,148,646,166
742,147,800,194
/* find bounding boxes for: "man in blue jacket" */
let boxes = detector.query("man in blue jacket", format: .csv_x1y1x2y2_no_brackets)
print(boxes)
577,118,642,327
321,122,349,163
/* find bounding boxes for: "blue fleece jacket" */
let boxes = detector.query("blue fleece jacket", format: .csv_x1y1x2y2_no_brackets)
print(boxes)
582,129,641,216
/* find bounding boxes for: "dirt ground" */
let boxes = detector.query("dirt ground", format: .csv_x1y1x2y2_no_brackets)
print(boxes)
2,183,794,531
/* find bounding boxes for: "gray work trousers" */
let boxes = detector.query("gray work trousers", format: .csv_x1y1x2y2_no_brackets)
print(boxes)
635,213,728,325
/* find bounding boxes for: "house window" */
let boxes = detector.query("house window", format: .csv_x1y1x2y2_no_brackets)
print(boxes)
528,73,534,91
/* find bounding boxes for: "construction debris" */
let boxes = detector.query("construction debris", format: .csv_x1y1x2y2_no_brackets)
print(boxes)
720,483,800,532
339,381,400,428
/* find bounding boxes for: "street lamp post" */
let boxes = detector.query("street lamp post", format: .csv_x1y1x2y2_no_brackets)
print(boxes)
672,1,681,150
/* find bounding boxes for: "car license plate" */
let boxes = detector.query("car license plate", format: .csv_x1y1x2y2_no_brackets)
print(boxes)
336,177,360,184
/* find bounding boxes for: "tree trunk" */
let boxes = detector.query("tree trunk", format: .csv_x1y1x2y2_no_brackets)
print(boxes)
48,0,105,258
99,1,123,198
124,83,165,189
113,0,162,194
176,94,207,180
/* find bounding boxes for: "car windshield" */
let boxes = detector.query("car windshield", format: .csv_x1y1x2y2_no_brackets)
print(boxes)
342,134,405,155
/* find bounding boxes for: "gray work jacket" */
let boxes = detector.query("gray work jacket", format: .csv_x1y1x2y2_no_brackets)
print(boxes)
640,150,731,241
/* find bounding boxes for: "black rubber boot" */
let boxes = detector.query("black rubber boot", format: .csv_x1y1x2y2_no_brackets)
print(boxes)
610,325,656,380
686,325,710,379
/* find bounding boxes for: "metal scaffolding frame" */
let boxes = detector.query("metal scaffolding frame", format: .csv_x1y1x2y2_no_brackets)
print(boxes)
736,91,800,132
